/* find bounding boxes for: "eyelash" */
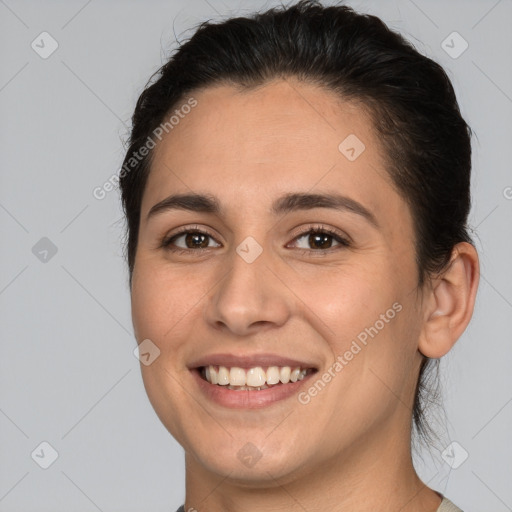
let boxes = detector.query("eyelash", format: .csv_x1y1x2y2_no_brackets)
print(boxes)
160,224,351,257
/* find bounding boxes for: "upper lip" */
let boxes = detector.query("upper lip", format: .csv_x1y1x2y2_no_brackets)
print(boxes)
189,353,319,370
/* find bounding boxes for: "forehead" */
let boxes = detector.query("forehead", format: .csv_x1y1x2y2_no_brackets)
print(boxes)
153,79,375,166
142,78,402,226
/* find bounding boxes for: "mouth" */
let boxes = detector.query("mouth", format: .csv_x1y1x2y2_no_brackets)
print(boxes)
196,364,318,391
188,353,320,408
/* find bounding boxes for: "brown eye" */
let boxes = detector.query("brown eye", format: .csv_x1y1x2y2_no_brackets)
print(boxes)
292,228,350,251
182,232,210,249
307,232,335,249
162,229,221,251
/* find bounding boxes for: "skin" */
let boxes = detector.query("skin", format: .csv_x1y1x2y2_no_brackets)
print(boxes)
130,78,479,512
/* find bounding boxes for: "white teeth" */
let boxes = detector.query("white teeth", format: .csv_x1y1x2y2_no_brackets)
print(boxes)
279,366,291,384
266,366,281,385
229,367,246,386
246,367,266,387
290,368,301,382
209,366,218,385
217,366,230,385
202,365,311,388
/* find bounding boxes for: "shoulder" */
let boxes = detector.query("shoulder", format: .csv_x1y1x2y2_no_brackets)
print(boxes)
437,496,464,512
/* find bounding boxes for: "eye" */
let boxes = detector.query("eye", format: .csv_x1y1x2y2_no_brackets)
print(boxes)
160,224,351,255
289,226,351,252
161,226,221,254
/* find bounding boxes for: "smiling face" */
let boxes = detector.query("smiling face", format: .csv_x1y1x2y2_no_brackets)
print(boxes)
130,78,427,486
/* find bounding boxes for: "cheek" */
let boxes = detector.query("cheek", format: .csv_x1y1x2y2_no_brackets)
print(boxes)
130,262,201,445
131,268,160,342
131,261,186,342
294,261,413,389
292,261,398,345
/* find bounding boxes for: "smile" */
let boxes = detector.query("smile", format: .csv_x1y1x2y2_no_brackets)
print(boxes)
188,353,319,408
200,365,315,390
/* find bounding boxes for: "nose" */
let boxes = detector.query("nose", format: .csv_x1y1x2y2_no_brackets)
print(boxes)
204,244,292,337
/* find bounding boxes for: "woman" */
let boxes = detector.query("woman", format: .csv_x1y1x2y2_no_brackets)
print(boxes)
119,1,479,510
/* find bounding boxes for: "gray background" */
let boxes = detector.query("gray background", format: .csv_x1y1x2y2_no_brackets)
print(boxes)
1,0,511,510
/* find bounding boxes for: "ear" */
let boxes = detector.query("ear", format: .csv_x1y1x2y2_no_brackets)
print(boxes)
418,242,479,359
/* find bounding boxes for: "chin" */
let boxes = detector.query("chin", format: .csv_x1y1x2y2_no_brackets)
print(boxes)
187,436,311,487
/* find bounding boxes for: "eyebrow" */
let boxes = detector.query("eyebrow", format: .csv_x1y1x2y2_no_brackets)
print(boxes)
146,192,379,228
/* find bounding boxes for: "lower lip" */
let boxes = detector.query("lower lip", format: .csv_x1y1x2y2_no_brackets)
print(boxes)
190,368,317,409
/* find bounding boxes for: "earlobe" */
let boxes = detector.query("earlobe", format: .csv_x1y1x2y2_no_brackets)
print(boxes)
418,242,479,359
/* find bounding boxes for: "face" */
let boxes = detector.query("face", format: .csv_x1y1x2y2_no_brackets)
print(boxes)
131,78,426,485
